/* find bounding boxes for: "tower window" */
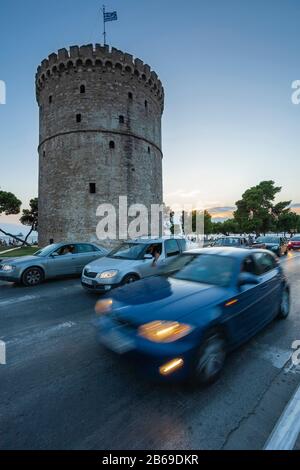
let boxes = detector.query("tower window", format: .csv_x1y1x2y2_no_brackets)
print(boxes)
76,114,82,123
119,115,124,124
89,183,96,194
148,146,151,154
43,151,46,158
109,141,115,149
128,92,133,100
80,84,86,94
145,100,148,108
49,95,52,104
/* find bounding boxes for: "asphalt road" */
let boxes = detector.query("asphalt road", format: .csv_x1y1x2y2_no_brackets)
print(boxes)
0,252,300,450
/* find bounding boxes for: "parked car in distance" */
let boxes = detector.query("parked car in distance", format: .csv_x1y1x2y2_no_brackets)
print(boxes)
0,242,108,286
254,236,288,257
82,237,188,293
288,235,300,251
211,236,265,249
94,248,290,384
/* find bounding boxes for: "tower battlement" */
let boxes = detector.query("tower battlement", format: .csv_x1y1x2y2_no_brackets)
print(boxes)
36,44,164,109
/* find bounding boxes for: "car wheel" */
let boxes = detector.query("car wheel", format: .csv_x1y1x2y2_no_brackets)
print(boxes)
121,274,139,285
278,288,290,319
192,331,227,385
22,267,44,287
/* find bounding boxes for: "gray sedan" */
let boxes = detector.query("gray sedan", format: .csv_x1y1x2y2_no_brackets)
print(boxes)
0,242,108,287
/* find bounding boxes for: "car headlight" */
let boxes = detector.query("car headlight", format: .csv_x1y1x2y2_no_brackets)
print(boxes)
138,321,193,343
97,270,119,279
1,265,16,272
95,298,113,314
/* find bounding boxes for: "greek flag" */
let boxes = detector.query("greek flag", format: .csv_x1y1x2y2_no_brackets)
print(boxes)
104,11,118,22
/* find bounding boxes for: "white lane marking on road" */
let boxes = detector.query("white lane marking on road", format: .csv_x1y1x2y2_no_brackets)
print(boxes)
5,321,77,345
264,383,300,450
0,283,83,308
0,295,39,307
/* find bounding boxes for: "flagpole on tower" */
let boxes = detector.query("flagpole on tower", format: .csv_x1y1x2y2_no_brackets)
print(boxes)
102,5,107,45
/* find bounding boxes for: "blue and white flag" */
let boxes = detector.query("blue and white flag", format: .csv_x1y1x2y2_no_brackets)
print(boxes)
104,11,118,22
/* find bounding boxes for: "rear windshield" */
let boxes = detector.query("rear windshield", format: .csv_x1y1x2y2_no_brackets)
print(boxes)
171,254,235,287
256,236,279,244
215,238,240,246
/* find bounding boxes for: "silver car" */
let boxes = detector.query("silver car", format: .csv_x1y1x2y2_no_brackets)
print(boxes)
0,242,108,287
81,237,188,293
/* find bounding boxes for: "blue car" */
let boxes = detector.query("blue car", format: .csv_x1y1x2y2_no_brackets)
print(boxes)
94,248,290,385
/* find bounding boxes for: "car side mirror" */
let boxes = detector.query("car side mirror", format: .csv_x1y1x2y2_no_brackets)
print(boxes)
50,252,59,258
238,272,259,287
144,254,153,260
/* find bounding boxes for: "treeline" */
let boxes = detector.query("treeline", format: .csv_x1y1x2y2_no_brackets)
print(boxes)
176,181,300,236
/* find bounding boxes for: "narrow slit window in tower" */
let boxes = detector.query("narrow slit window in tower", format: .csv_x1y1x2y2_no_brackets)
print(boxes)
80,84,85,94
109,141,115,149
128,92,133,100
76,114,82,123
119,115,124,124
49,95,52,104
89,183,96,194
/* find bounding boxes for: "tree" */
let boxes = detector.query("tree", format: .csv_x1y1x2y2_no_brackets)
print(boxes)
0,190,21,215
276,211,300,235
188,210,212,235
222,219,239,235
20,198,38,245
0,190,27,245
234,181,290,235
211,219,239,235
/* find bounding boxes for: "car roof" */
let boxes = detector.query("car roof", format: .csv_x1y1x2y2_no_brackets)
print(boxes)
128,236,185,244
217,236,244,239
53,241,98,245
44,241,100,249
185,247,266,258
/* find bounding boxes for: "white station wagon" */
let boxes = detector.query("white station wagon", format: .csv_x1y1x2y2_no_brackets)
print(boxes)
81,237,188,293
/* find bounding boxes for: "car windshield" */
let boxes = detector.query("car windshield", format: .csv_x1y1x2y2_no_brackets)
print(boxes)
256,236,279,244
33,244,60,257
108,243,146,260
170,254,235,287
215,238,240,246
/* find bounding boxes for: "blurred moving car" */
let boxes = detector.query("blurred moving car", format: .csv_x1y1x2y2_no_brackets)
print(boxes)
288,235,300,251
94,248,290,384
254,236,288,257
82,237,187,293
0,242,107,286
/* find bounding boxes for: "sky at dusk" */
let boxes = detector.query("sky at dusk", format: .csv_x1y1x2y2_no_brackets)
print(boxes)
1,0,300,229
